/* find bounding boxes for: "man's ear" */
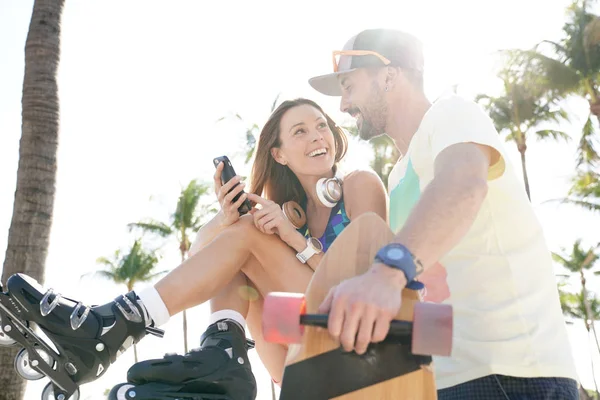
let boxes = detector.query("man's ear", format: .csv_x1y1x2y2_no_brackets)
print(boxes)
384,66,399,89
271,147,287,165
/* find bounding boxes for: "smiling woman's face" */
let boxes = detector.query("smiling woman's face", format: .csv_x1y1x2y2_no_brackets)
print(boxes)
271,104,336,177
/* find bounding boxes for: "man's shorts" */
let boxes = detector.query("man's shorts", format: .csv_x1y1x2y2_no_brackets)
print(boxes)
438,374,579,400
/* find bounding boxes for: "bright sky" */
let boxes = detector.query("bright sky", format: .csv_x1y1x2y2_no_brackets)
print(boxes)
1,0,600,399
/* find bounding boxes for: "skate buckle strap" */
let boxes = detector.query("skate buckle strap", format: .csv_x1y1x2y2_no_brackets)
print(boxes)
40,288,61,317
70,302,91,330
114,294,143,323
246,338,256,350
217,321,229,331
145,325,165,338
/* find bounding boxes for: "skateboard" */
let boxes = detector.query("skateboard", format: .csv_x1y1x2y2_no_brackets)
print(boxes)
262,212,453,399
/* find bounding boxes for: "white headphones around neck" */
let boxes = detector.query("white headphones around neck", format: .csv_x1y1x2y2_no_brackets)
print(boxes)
316,175,343,208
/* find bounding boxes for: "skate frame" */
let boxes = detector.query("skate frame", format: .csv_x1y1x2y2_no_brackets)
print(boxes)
0,291,78,399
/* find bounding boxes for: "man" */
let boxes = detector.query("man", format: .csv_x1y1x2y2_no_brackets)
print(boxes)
309,28,580,399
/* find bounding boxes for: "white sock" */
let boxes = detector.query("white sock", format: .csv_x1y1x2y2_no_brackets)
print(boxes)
137,287,170,327
209,309,246,330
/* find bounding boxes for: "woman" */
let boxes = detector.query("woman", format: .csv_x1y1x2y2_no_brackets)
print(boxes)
186,98,388,387
7,98,388,400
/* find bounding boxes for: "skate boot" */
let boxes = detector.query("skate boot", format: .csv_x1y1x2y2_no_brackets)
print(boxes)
108,318,257,400
0,273,164,400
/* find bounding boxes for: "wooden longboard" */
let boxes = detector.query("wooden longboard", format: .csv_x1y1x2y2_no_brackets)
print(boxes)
278,212,443,399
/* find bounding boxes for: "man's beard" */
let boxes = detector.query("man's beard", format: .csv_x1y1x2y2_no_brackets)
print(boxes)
358,82,387,141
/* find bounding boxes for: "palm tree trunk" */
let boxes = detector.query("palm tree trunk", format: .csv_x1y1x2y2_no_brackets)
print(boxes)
579,385,593,400
180,249,189,353
579,268,600,397
518,147,531,201
511,88,530,201
0,1,64,398
183,309,189,353
271,380,277,400
133,343,139,363
582,78,600,130
585,325,600,396
580,270,600,354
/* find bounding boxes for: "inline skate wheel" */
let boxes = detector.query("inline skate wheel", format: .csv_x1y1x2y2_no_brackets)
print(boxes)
14,346,54,380
0,314,17,346
108,383,135,400
41,382,80,400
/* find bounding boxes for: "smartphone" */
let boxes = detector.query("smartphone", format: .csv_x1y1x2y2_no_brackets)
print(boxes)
213,155,252,215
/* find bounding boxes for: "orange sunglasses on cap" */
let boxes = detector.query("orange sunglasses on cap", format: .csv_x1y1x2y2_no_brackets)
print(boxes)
331,50,391,73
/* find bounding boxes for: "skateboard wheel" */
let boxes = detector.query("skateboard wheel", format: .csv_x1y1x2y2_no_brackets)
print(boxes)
411,302,453,357
262,292,306,344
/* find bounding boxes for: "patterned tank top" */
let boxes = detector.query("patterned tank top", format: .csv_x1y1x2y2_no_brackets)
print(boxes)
296,197,351,252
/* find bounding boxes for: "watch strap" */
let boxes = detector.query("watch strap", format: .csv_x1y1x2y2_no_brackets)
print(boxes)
374,243,423,283
296,238,321,263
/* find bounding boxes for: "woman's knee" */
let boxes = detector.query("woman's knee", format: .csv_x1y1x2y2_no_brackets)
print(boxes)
214,215,258,246
345,211,390,237
351,211,387,226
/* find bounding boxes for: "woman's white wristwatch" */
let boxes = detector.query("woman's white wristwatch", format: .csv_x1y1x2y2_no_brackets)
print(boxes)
296,237,323,263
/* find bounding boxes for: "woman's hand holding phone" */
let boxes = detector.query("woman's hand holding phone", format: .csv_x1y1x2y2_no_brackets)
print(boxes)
213,161,249,227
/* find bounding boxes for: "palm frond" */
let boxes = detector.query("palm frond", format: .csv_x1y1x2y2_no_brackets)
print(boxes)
577,116,600,167
88,270,120,282
128,221,173,237
534,129,571,141
95,254,119,268
559,197,600,211
583,15,600,48
569,169,600,196
245,124,259,163
499,48,581,97
270,93,282,112
552,252,572,268
146,270,170,280
174,180,211,231
536,40,568,59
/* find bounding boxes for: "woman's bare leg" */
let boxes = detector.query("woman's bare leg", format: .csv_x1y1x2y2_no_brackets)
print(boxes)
209,271,252,318
245,288,288,384
155,214,312,318
208,253,303,383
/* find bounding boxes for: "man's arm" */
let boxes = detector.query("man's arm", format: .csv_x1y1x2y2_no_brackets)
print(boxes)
381,141,496,286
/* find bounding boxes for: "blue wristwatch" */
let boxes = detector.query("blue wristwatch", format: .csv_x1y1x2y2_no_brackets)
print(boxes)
374,243,424,284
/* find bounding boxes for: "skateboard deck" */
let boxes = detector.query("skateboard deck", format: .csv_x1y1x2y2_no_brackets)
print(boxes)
262,212,453,400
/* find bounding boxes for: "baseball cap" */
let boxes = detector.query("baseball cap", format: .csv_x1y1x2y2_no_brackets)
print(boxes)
309,29,424,96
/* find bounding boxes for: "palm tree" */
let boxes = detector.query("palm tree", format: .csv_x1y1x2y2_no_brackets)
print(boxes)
90,239,168,362
556,168,600,211
504,1,600,203
553,240,600,356
128,180,214,353
217,93,281,166
475,55,570,200
558,282,600,397
343,124,400,190
476,86,568,200
0,1,65,398
510,1,600,120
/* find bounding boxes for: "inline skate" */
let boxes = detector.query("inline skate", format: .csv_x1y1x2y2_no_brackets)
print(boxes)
0,273,164,400
108,318,257,400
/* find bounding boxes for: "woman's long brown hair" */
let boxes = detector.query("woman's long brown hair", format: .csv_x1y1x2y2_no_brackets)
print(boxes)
249,98,348,206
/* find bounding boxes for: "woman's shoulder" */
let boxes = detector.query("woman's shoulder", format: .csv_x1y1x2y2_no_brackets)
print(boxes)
339,168,388,220
341,169,385,192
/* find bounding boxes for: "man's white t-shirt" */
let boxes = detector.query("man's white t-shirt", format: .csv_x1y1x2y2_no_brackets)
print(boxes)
387,94,578,389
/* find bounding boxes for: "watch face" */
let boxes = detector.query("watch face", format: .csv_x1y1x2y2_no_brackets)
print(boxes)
309,237,323,252
386,247,405,260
